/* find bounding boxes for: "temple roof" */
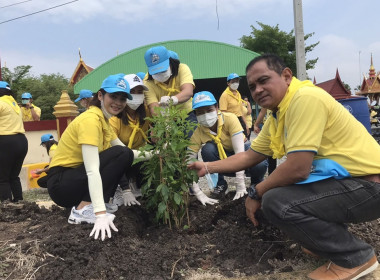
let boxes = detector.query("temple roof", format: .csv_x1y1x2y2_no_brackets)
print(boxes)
356,54,380,96
69,50,94,85
315,69,351,100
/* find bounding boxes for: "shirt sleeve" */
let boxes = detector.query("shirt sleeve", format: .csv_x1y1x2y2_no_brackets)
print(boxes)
251,119,273,156
144,80,159,106
219,91,228,111
178,64,195,88
188,128,202,153
77,116,102,146
285,90,328,154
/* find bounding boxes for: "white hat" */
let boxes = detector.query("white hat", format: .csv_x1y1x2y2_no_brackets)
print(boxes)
123,74,148,91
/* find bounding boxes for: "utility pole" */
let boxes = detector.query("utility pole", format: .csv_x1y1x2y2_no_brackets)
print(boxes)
293,0,307,80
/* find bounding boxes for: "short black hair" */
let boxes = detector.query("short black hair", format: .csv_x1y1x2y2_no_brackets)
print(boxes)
0,88,14,98
246,54,286,76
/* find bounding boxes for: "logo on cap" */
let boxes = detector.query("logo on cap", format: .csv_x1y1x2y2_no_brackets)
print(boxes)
151,54,159,64
117,79,127,90
194,94,212,104
133,75,140,82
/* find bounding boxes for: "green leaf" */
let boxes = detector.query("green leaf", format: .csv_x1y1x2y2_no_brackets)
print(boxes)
174,193,182,205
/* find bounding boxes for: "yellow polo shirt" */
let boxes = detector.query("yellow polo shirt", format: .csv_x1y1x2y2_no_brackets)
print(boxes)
219,87,243,117
48,144,58,159
21,105,41,122
109,107,151,149
189,111,243,153
50,106,117,168
242,102,252,128
0,97,25,135
252,86,380,176
144,63,195,113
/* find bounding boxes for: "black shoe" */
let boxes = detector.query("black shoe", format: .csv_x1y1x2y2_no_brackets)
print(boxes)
212,184,228,195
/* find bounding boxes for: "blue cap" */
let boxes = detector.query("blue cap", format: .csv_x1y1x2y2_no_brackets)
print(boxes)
75,89,93,103
21,92,32,99
227,73,240,82
100,74,132,100
136,72,146,80
40,133,54,145
144,46,170,75
0,81,10,90
296,159,351,185
168,50,179,60
192,91,217,110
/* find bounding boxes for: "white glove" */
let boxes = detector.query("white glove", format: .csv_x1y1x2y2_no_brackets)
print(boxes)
89,213,118,241
194,189,219,206
233,171,247,200
159,96,178,106
122,189,141,206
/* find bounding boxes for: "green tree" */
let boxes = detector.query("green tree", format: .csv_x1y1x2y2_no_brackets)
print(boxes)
240,22,319,77
1,65,75,120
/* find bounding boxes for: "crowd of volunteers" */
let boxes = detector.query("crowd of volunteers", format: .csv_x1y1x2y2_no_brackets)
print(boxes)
2,46,380,280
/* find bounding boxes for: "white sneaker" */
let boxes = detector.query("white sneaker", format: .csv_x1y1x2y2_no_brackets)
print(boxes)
68,203,118,225
112,186,124,207
68,204,96,224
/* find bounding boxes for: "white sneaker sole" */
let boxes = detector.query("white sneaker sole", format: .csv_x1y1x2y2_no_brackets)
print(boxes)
68,216,95,225
352,260,379,280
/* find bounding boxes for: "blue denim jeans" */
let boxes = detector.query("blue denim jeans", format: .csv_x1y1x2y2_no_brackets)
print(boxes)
261,177,380,268
200,141,268,186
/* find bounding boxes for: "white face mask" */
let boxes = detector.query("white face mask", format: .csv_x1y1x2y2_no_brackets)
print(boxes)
152,67,172,83
197,111,218,127
126,94,144,110
100,100,113,119
229,82,239,91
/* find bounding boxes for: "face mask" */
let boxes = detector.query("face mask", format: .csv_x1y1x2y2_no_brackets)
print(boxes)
100,100,113,119
152,67,172,83
126,94,144,110
229,82,239,91
22,99,29,105
205,172,218,190
197,111,218,127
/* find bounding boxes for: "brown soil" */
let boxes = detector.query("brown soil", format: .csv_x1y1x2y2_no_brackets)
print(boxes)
0,195,379,280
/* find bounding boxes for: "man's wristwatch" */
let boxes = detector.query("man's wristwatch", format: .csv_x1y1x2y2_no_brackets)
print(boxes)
247,184,261,201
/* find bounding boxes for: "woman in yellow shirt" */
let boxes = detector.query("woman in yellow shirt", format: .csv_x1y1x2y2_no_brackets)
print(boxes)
0,81,28,202
109,74,151,206
47,74,143,241
143,45,196,138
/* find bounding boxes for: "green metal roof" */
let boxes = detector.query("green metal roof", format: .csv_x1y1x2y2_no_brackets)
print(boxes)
74,39,260,94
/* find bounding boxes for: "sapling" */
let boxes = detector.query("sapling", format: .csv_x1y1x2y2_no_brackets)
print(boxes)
135,105,198,229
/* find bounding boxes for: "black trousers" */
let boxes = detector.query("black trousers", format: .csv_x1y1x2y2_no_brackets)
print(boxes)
0,134,28,202
47,145,134,208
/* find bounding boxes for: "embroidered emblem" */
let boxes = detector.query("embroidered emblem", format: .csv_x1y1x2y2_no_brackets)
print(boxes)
116,79,127,89
151,54,159,64
194,94,212,104
133,75,140,82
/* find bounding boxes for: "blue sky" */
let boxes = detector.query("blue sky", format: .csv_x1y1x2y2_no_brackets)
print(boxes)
1,0,380,92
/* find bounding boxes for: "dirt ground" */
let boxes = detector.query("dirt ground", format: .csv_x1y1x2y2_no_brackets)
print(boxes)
1,190,380,280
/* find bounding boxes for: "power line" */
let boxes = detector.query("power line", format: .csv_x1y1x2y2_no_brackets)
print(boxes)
0,0,79,25
0,0,32,9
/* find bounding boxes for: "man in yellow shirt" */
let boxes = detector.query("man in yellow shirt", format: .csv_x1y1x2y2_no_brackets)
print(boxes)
219,73,248,138
20,92,41,121
189,54,380,280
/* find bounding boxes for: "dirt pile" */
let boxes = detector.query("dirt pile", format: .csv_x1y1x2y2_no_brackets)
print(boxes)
0,196,379,280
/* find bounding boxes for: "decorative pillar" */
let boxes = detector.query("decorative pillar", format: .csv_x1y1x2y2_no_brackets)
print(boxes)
53,90,79,139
